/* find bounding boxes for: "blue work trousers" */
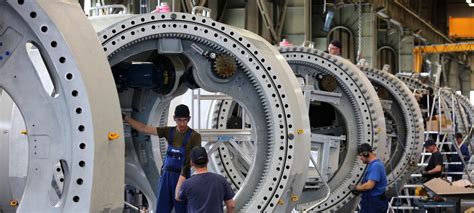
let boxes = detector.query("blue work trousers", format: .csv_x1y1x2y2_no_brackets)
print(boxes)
156,171,186,213
359,195,388,213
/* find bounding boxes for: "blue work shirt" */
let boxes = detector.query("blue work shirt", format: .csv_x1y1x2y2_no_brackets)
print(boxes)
361,159,387,198
449,143,470,171
178,172,234,213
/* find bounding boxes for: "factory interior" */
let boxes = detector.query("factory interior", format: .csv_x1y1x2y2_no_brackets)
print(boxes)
2,0,474,212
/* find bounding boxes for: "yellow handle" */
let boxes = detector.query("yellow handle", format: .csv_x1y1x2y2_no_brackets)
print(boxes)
20,130,27,135
108,132,120,140
277,199,284,205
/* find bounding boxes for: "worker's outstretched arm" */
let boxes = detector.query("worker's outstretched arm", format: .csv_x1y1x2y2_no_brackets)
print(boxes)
124,115,158,136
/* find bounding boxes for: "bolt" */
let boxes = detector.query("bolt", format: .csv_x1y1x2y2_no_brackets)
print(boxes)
209,52,216,59
288,133,295,140
170,13,177,20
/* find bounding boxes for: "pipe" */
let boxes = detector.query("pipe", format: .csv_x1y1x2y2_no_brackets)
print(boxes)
390,18,403,73
376,10,431,73
299,155,331,212
376,10,404,73
304,0,312,41
377,45,397,71
323,0,326,13
394,0,452,43
376,9,389,19
124,201,140,211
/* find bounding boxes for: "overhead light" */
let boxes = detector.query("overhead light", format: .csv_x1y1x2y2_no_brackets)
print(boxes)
467,0,473,4
469,3,474,6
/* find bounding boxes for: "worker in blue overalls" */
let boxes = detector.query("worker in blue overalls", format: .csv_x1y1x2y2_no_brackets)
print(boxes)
124,104,202,212
349,143,388,213
448,133,470,181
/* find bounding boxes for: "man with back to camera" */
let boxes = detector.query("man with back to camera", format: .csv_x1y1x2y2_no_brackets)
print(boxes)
327,40,342,56
176,146,235,213
349,143,388,213
123,104,201,213
422,139,443,181
448,133,470,181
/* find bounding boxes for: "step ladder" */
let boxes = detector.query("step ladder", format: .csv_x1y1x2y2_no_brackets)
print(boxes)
388,88,472,212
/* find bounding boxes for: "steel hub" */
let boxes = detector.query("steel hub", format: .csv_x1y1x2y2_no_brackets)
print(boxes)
0,0,123,212
94,12,311,212
210,46,389,212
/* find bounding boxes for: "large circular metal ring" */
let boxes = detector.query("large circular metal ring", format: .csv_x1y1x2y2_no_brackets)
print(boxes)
0,1,123,212
454,93,474,130
439,88,469,135
360,66,424,195
276,47,387,211
395,75,430,92
96,13,311,212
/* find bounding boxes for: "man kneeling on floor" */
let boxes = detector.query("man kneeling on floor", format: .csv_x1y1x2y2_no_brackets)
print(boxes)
176,147,235,213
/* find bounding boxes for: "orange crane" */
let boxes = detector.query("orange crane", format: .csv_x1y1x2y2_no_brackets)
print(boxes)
413,42,474,73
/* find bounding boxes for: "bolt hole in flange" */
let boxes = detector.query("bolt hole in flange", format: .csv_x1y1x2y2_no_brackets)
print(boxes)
49,160,68,206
